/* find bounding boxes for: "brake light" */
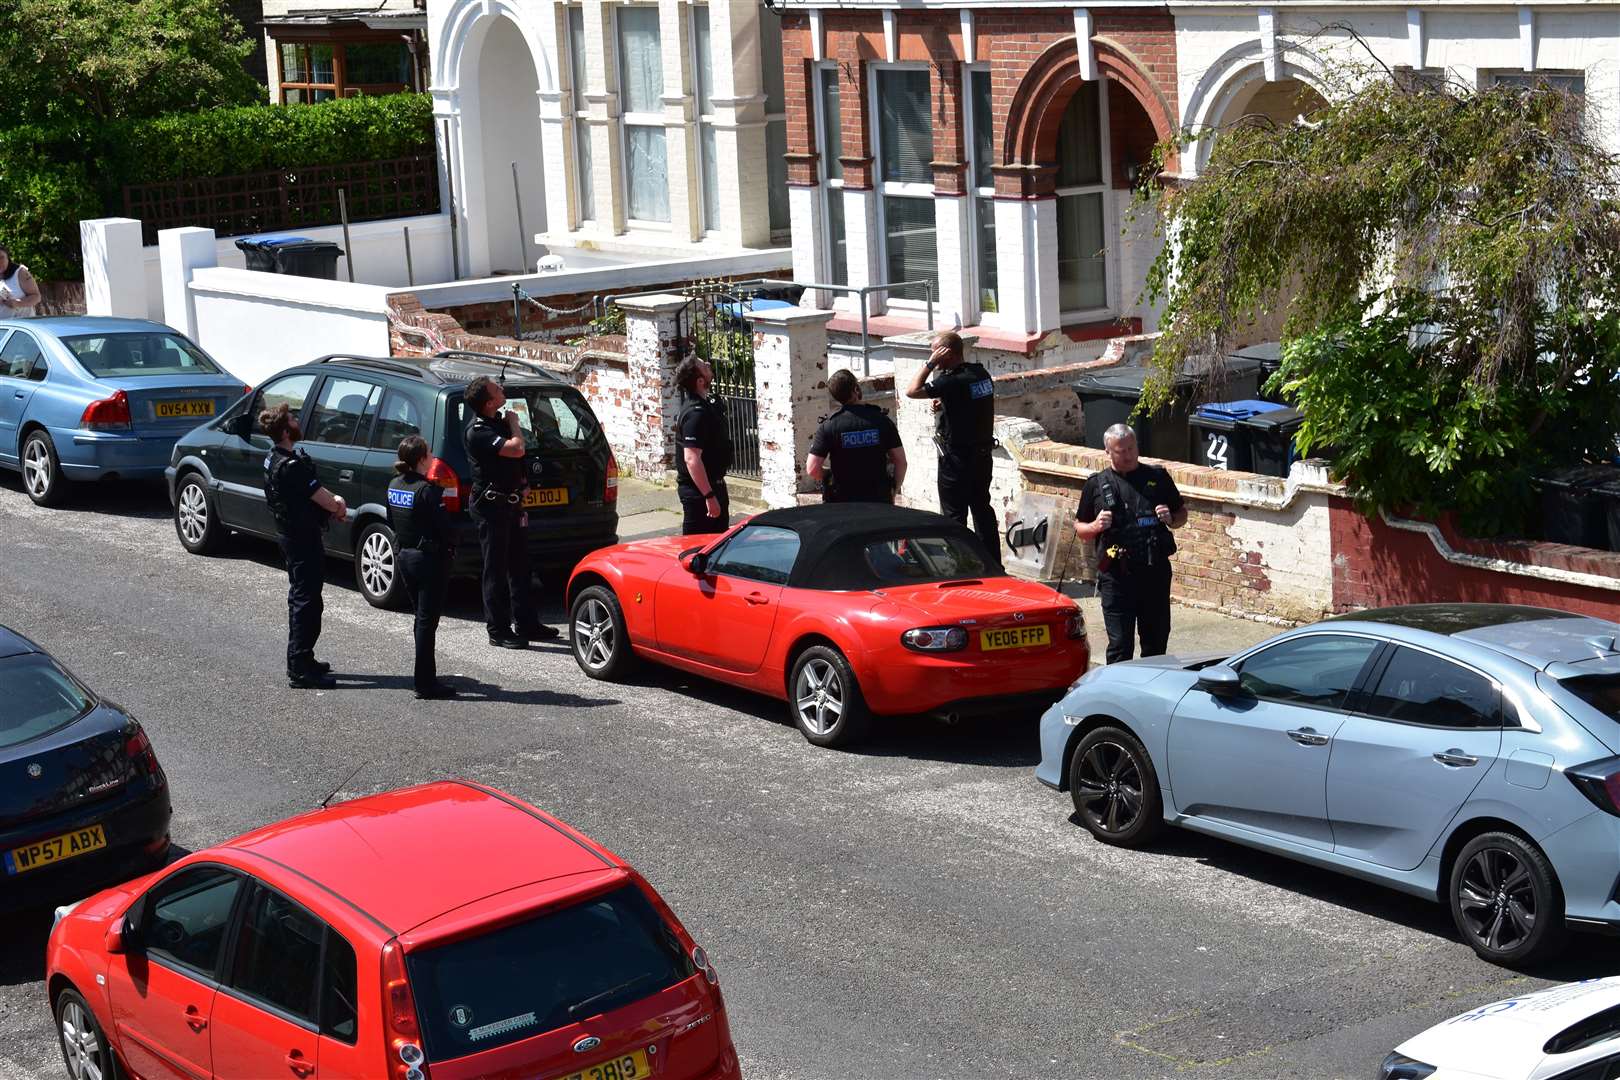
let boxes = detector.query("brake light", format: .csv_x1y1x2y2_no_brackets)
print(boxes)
424,457,464,514
902,626,968,652
381,941,429,1079
81,390,132,431
605,450,619,505
692,944,718,987
1568,757,1620,816
124,726,160,777
1066,608,1086,639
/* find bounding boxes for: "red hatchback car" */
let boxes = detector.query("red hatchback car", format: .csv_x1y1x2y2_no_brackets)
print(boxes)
567,504,1090,747
45,781,739,1080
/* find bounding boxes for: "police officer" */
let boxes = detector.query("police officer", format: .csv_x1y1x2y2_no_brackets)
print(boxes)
675,357,734,534
1074,423,1187,663
806,368,906,502
904,330,1001,567
387,435,458,700
462,375,557,649
261,402,348,689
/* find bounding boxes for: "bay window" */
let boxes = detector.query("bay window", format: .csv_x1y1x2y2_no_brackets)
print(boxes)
617,6,668,223
1055,81,1110,315
875,68,936,303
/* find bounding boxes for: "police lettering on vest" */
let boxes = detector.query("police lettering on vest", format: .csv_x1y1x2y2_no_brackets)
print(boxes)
809,402,901,502
1076,464,1184,574
922,361,997,450
388,472,451,552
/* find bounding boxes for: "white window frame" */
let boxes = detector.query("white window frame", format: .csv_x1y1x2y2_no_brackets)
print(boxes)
964,63,997,323
691,4,719,235
870,62,936,314
616,3,672,229
1055,78,1117,322
815,62,846,285
566,5,594,226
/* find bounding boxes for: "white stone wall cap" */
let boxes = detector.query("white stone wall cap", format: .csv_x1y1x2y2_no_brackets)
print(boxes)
1379,510,1620,593
1020,453,1347,510
614,293,693,313
743,305,837,325
188,266,395,314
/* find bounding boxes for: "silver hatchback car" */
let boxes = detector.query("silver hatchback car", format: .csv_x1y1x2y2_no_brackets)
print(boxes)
1036,604,1620,966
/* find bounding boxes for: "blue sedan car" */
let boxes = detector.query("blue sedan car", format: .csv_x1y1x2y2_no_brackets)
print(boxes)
0,316,248,505
1037,603,1620,966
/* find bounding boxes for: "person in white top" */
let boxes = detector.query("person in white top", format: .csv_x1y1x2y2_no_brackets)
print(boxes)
0,246,41,317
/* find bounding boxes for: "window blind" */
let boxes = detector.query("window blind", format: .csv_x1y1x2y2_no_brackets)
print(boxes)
971,70,994,190
1057,191,1106,311
879,70,933,185
1056,81,1102,188
693,6,714,114
820,69,843,181
884,196,937,294
618,7,663,115
626,125,669,221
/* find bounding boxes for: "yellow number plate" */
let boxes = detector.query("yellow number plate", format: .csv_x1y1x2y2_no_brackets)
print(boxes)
560,1048,650,1080
523,486,570,508
979,625,1052,652
155,399,215,419
5,824,107,875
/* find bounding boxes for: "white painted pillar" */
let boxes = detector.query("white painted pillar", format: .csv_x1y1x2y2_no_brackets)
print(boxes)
80,218,148,319
842,188,882,316
747,306,832,506
994,198,1059,335
933,194,971,329
659,0,698,242
158,227,218,339
711,0,770,247
617,293,690,479
788,186,829,306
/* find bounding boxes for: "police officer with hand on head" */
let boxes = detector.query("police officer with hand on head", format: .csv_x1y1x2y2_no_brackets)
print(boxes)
904,330,1002,568
262,402,348,689
1074,423,1187,663
675,357,734,534
806,368,906,502
387,435,458,700
463,375,557,650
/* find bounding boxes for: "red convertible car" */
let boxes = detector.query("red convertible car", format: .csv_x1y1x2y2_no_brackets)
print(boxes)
566,504,1090,747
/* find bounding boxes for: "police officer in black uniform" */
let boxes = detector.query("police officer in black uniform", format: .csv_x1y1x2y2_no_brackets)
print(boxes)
674,357,734,534
904,330,1002,567
806,368,906,502
387,435,458,700
462,375,557,649
1074,423,1187,663
261,402,348,689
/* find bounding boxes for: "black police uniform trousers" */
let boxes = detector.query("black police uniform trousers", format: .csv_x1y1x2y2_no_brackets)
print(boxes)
398,545,450,691
1098,560,1173,664
679,480,729,535
278,527,325,676
938,446,1001,567
473,500,538,637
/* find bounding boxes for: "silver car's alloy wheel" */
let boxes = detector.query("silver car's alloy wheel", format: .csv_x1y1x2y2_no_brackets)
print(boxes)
794,658,844,737
177,482,209,545
23,439,52,499
59,1001,104,1080
1074,741,1144,835
359,530,395,599
1457,847,1537,954
573,598,616,671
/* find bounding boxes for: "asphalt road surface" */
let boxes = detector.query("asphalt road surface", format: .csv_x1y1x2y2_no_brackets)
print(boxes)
1,476,1610,1080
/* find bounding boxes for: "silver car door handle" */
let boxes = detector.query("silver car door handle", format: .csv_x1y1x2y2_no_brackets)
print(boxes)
1433,750,1479,767
338,469,354,481
1286,728,1331,747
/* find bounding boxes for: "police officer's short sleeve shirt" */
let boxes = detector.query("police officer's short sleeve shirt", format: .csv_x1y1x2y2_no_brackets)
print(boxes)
923,362,996,450
1077,464,1185,523
464,414,524,491
675,396,731,489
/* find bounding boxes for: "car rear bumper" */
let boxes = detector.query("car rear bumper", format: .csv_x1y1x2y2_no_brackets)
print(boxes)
59,429,182,480
0,780,171,912
855,642,1090,718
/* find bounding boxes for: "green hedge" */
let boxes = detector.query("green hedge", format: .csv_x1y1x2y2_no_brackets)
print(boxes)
0,93,435,281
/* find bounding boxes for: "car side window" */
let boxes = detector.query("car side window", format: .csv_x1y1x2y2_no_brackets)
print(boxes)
305,377,382,446
369,390,425,450
708,526,801,585
228,884,326,1025
142,866,245,980
1233,635,1382,710
1,330,42,380
1359,646,1500,729
253,374,319,434
27,355,47,382
321,927,359,1042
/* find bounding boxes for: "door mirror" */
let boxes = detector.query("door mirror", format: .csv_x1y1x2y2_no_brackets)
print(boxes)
225,412,254,439
1196,664,1242,695
681,549,708,576
105,916,140,955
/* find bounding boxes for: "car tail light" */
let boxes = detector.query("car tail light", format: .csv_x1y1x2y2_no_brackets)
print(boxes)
125,726,160,778
424,457,464,514
692,944,718,987
1567,756,1620,816
902,627,968,652
1066,608,1086,639
381,941,429,1079
605,450,619,505
82,390,132,431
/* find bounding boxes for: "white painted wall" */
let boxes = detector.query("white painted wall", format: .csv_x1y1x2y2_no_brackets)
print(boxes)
189,267,394,385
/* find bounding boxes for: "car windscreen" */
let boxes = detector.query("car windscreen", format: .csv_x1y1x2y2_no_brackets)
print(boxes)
406,884,695,1061
61,333,223,378
0,653,93,748
1564,674,1620,721
862,534,990,585
455,387,601,453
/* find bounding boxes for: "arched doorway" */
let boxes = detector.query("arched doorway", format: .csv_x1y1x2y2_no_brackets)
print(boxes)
474,16,546,275
1220,76,1329,132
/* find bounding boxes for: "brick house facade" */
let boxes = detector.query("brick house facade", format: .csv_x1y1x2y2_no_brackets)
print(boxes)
779,4,1178,361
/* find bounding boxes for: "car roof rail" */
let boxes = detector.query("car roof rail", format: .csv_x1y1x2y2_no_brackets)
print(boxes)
312,354,440,381
430,349,566,385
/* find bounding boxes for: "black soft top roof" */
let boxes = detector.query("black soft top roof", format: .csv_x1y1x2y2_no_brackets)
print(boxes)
744,504,987,588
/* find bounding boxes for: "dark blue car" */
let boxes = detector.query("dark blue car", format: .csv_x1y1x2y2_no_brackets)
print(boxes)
0,625,171,911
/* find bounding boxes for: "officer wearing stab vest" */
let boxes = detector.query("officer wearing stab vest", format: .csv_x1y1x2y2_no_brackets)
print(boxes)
806,368,906,502
904,330,1002,568
261,402,347,689
387,435,458,700
1074,423,1187,663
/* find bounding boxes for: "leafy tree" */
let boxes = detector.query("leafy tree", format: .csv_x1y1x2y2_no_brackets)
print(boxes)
1140,40,1620,535
0,0,261,124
